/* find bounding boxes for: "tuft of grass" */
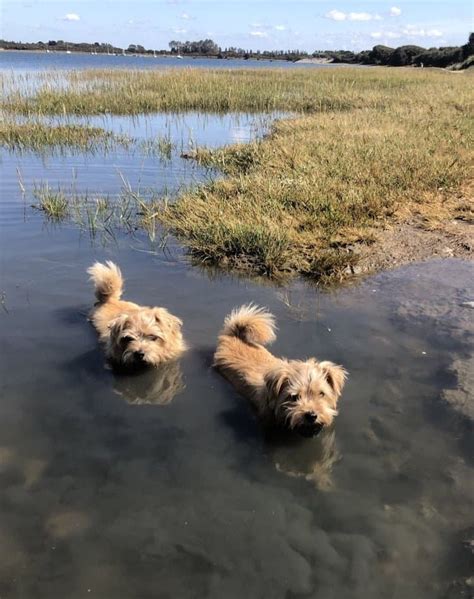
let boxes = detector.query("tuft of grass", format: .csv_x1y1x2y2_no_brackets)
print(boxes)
0,120,131,153
33,184,69,220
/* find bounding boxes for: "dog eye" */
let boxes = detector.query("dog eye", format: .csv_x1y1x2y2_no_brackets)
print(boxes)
319,391,325,397
147,335,159,342
121,336,134,344
289,394,299,402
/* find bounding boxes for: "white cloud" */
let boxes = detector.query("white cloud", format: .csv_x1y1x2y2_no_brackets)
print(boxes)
370,32,383,39
180,12,190,20
325,10,383,22
62,13,80,21
427,28,443,37
325,9,346,21
389,6,402,17
172,27,187,34
386,31,401,39
348,12,373,21
274,25,286,31
250,30,268,38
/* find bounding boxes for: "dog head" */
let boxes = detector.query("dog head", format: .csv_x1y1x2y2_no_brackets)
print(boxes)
106,308,185,368
264,359,347,437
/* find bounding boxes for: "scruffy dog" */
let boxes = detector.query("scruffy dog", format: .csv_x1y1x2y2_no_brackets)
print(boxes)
88,261,186,369
214,305,347,437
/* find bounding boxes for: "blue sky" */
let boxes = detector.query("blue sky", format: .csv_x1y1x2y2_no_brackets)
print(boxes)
1,0,472,52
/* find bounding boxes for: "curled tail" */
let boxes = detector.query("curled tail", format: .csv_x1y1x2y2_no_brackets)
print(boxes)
87,261,123,303
221,304,276,345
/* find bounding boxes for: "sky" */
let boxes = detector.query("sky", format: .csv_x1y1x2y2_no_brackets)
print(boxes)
1,0,472,52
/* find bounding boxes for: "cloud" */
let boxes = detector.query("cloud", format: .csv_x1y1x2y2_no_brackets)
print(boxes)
325,10,346,21
62,13,80,22
389,6,402,17
180,12,190,20
349,12,375,21
250,30,268,38
274,25,286,31
172,27,187,34
402,25,443,38
325,10,383,22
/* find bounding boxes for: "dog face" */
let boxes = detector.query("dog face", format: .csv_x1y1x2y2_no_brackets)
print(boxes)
106,308,184,368
265,359,346,437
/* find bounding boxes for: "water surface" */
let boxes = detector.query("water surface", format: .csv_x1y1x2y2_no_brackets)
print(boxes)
0,101,473,599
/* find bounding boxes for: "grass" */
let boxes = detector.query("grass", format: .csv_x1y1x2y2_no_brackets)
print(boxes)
1,67,442,116
5,67,474,280
0,119,132,152
30,178,166,242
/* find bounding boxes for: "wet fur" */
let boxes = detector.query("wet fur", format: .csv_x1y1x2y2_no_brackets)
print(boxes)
88,261,186,369
214,304,347,435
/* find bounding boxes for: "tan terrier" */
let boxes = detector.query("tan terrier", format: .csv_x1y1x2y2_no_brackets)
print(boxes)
88,261,186,370
214,304,347,437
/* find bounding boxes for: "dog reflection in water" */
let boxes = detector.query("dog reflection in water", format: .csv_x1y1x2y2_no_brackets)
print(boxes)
267,427,340,491
113,360,185,406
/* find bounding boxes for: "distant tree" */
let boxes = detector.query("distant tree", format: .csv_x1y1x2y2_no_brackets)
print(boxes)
368,45,395,64
389,45,425,66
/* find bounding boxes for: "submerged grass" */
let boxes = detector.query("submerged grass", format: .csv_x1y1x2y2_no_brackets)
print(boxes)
6,67,474,280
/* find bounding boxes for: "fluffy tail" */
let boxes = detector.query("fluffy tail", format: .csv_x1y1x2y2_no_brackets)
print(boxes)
221,304,276,345
87,261,123,303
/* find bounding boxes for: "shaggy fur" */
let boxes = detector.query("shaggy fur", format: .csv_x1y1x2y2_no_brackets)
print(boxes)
88,261,186,369
214,304,347,437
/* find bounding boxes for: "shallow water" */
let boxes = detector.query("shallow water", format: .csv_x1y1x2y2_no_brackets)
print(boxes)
0,50,348,72
1,108,473,598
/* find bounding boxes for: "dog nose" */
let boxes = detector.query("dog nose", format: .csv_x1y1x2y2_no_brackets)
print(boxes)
304,412,317,424
134,350,145,360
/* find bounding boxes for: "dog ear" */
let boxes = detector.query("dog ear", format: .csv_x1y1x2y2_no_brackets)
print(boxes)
265,366,290,398
108,314,129,334
153,309,182,331
319,361,347,397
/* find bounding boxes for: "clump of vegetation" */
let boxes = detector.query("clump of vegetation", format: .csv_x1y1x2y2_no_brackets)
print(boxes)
33,184,69,220
0,120,131,153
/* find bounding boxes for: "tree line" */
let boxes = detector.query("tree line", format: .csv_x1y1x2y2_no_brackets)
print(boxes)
1,34,472,68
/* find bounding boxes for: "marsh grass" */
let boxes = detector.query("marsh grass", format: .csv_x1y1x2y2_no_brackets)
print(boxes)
6,67,474,279
33,184,69,220
1,67,440,116
30,178,168,243
0,119,132,153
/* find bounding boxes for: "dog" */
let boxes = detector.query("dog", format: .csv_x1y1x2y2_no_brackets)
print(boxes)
214,304,347,437
87,261,186,369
